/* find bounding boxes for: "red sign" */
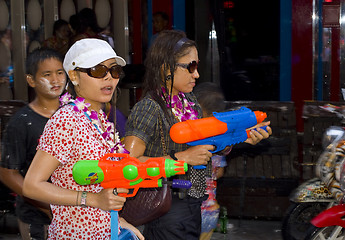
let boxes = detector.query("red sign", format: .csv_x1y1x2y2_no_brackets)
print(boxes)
224,1,234,9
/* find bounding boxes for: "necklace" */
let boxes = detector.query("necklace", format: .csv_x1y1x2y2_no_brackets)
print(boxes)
30,100,58,118
60,92,129,154
161,87,198,122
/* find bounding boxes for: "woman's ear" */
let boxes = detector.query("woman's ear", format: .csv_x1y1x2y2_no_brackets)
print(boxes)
160,64,171,81
68,70,79,86
26,74,35,88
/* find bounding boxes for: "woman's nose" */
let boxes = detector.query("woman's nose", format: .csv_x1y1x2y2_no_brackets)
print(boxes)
192,69,200,79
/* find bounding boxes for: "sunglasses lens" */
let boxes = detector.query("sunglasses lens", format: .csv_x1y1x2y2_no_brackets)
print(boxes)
90,65,108,78
188,61,198,73
110,65,123,79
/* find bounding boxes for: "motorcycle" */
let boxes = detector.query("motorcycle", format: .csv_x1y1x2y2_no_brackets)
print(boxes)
302,126,345,240
282,126,345,240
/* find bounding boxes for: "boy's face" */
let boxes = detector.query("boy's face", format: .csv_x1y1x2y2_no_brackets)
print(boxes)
30,58,66,99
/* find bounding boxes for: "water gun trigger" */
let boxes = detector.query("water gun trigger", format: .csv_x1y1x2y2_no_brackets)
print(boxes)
211,142,228,154
118,188,138,198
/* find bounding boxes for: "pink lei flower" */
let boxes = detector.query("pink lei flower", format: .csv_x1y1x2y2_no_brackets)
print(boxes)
59,93,129,154
59,92,73,106
73,97,91,112
162,87,198,122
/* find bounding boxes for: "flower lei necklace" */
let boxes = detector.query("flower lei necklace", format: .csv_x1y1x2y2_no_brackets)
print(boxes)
60,92,129,154
161,87,198,122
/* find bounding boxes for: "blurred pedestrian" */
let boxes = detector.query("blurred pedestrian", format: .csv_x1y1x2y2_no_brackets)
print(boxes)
193,82,229,240
43,19,72,56
70,8,103,46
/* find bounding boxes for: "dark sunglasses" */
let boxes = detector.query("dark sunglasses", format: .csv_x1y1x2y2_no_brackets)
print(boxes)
75,64,124,79
176,60,199,73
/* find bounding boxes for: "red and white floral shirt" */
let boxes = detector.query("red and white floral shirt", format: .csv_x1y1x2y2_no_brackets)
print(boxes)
38,104,114,239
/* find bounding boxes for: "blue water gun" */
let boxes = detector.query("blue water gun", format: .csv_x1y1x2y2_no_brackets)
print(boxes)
170,107,268,169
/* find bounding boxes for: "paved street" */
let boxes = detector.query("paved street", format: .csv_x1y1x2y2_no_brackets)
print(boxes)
211,218,283,240
0,211,283,240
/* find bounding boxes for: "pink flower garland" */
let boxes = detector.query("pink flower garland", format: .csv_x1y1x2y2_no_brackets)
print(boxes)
162,87,198,122
60,93,129,154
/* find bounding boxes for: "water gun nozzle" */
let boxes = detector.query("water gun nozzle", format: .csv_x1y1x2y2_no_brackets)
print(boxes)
254,111,267,123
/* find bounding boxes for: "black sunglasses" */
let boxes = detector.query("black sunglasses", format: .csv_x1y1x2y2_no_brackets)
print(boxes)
75,64,124,79
176,60,199,73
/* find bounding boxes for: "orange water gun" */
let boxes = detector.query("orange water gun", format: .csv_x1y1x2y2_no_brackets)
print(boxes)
72,153,190,198
170,106,267,168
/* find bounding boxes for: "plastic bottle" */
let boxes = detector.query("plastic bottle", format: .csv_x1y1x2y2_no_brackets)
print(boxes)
219,206,229,234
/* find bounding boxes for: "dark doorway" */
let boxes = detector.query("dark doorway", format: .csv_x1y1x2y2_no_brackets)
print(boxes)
212,0,280,101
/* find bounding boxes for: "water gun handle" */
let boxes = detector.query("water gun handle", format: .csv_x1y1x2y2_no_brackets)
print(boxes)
110,210,119,240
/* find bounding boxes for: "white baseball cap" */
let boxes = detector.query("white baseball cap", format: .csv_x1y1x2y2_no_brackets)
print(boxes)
63,38,126,77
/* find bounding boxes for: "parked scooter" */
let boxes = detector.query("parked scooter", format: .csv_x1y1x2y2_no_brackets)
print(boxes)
282,126,345,240
305,145,345,240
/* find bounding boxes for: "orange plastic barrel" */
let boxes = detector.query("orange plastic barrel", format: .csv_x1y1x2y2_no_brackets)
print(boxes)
170,117,228,144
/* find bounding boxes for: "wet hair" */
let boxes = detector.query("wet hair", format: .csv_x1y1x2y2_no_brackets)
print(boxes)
193,82,226,116
53,19,69,36
142,30,197,123
26,48,63,77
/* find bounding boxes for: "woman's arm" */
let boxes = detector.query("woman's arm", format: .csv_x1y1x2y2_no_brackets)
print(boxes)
216,167,225,180
119,217,145,240
23,150,128,211
23,150,78,206
124,136,214,166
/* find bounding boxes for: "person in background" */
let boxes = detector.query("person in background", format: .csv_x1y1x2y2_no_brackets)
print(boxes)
153,12,169,34
124,30,272,240
0,48,66,239
70,8,103,46
22,38,144,240
193,82,229,240
43,19,72,56
99,26,115,49
149,11,170,46
69,13,81,37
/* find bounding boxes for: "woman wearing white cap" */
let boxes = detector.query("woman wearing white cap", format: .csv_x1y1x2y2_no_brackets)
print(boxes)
23,38,144,240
